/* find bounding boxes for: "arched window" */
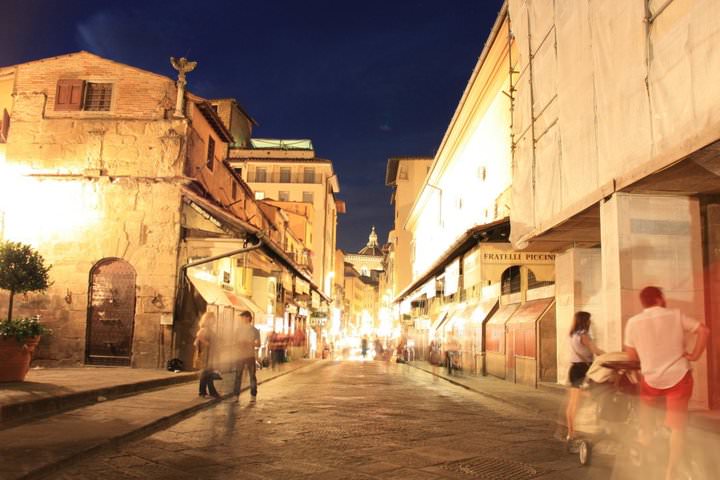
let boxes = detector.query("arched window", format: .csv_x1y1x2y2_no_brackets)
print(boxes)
527,268,554,290
501,265,521,295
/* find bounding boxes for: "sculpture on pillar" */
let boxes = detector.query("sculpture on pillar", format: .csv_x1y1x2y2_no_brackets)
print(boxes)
170,56,197,118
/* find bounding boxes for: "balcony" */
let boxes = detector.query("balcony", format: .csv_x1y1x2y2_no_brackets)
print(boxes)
248,172,324,184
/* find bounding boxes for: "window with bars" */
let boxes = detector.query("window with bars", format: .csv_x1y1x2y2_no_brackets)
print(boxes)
279,191,290,201
302,191,314,203
206,137,215,171
54,80,113,112
84,83,113,111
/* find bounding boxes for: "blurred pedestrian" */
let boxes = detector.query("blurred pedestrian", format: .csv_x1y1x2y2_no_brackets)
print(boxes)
233,310,260,402
193,311,221,399
269,330,284,370
374,338,384,360
565,311,603,441
624,286,709,480
361,336,368,358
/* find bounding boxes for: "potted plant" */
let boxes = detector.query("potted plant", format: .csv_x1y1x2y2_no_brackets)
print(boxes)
0,241,52,382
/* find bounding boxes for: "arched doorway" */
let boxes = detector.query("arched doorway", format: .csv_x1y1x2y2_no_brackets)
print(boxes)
86,258,137,365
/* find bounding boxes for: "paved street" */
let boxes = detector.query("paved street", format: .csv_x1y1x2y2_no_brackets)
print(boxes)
52,361,610,480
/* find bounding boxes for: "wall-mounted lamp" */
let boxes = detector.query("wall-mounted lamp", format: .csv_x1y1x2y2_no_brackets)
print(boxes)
64,289,72,305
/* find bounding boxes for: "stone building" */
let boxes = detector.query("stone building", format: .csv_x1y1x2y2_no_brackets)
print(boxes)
0,51,325,369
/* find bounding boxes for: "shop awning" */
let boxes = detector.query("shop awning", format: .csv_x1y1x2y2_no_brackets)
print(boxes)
181,187,330,303
486,303,520,326
225,291,265,319
394,218,510,304
506,298,554,326
471,299,499,324
188,276,234,307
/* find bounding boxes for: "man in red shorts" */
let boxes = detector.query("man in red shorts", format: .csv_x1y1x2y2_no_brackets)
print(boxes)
624,286,709,480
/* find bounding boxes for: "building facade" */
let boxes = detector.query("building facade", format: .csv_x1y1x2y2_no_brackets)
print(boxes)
229,141,342,299
393,5,557,388
506,0,720,409
0,52,326,369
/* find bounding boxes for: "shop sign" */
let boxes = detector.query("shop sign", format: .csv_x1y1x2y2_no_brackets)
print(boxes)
481,251,555,264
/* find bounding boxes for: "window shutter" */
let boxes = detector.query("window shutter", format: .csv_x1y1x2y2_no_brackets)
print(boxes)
55,80,85,111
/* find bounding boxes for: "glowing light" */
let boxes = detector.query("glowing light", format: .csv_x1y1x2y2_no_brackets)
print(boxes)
0,158,102,245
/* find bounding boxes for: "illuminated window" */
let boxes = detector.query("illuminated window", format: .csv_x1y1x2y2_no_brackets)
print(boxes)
255,191,265,200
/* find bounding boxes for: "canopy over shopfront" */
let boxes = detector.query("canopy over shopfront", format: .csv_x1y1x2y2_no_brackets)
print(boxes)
181,187,329,304
394,218,510,304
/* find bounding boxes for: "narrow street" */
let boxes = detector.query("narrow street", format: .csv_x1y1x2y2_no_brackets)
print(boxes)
53,361,608,480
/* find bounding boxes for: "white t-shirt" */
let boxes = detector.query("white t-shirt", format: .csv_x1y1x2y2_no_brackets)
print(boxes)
624,306,700,389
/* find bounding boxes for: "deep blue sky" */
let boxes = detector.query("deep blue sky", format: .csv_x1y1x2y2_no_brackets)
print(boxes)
1,0,503,252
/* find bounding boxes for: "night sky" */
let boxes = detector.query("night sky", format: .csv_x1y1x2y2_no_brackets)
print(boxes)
1,0,504,252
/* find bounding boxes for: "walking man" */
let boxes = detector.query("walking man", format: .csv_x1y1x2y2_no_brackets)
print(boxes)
233,310,261,402
624,286,709,480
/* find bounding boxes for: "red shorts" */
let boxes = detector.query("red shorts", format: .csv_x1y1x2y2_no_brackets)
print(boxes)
639,371,693,429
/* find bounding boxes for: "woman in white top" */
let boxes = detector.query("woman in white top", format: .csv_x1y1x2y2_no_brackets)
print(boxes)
565,311,603,441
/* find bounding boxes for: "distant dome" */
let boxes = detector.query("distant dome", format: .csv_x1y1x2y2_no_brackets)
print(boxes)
357,226,381,256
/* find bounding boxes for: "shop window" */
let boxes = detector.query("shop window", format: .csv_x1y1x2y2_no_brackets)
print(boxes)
501,265,521,295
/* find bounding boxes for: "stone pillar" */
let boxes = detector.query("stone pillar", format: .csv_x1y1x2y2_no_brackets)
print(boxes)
600,192,708,408
555,248,603,384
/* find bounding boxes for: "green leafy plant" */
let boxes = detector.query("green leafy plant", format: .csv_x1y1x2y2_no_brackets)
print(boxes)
0,317,52,343
0,241,52,322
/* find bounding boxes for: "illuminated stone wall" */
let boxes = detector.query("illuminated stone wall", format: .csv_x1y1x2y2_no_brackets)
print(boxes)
0,52,186,368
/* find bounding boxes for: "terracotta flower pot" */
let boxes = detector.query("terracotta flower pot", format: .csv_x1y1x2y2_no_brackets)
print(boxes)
0,336,41,382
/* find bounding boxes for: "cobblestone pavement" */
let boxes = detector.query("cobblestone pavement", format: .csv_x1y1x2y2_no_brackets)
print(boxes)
53,361,612,480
